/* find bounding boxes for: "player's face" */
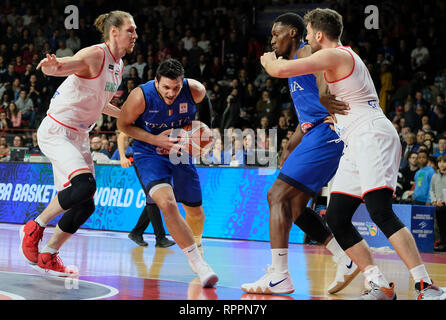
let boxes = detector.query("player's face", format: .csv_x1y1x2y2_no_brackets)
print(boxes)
117,18,138,54
155,76,183,106
271,22,293,57
305,23,322,53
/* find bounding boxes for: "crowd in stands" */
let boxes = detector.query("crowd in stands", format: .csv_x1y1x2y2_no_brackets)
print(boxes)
1,0,446,218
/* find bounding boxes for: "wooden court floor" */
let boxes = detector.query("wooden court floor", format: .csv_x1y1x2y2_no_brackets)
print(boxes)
0,222,445,300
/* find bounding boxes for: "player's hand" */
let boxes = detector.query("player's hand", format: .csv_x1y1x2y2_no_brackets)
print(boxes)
37,54,63,75
260,51,279,68
279,148,291,169
320,94,350,115
323,114,337,131
120,157,132,168
154,129,180,151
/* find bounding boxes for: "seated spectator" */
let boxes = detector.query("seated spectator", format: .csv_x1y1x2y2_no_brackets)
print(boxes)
429,155,446,252
256,90,276,123
90,135,111,164
433,137,446,157
409,150,436,205
27,131,41,154
15,89,35,128
6,101,22,128
111,134,133,160
398,152,419,200
55,40,73,58
12,135,24,147
0,110,11,131
0,136,10,158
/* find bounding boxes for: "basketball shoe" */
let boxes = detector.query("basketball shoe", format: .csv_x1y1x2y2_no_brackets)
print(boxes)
327,255,360,294
358,281,396,300
415,280,446,300
19,220,45,264
241,266,294,294
195,262,218,288
34,252,78,277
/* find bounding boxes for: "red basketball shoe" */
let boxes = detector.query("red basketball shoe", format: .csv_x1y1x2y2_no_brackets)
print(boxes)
35,252,78,277
19,220,45,264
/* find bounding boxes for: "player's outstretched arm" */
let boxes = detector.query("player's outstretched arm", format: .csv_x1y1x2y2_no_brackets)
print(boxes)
36,46,104,77
260,49,338,79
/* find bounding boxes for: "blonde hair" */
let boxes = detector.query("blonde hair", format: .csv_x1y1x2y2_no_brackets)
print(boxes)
94,10,133,42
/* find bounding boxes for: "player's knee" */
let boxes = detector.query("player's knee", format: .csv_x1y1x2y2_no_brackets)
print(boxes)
364,189,405,238
156,198,177,214
58,173,96,210
58,199,95,234
267,184,286,206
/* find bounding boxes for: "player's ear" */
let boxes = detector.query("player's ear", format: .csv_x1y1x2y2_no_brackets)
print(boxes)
289,27,297,39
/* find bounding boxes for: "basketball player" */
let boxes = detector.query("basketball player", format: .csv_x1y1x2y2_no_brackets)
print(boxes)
116,131,175,248
19,11,137,277
241,13,359,296
117,58,218,288
260,8,445,300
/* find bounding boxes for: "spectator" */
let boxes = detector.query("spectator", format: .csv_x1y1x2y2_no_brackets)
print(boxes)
434,137,446,157
14,89,34,128
410,150,436,205
6,101,21,128
0,136,10,158
65,30,81,53
0,110,11,131
411,38,429,72
12,135,23,147
130,54,147,80
398,151,419,199
90,135,111,164
27,131,41,154
256,90,276,124
429,155,446,252
55,40,73,58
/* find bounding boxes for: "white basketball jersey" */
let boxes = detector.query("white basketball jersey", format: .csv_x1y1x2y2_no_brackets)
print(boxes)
325,46,384,141
47,43,123,132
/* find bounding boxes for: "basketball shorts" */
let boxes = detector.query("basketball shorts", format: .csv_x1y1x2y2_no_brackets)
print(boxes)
331,116,401,199
279,122,344,197
133,151,202,207
37,116,94,191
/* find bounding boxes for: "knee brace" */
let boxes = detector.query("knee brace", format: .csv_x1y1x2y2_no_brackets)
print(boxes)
58,198,95,234
294,207,332,244
325,193,363,251
363,189,405,238
58,173,96,210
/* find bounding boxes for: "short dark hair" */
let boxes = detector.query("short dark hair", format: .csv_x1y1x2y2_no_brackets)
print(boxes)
437,155,446,163
417,149,429,157
155,58,184,81
274,12,306,41
303,8,343,41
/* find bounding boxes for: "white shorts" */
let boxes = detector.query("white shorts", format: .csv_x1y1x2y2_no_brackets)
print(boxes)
37,116,94,191
330,116,401,199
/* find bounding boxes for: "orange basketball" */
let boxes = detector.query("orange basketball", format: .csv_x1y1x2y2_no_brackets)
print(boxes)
180,120,213,156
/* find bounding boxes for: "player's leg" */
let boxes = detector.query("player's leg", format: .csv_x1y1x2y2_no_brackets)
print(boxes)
183,204,204,253
128,205,150,246
150,183,218,287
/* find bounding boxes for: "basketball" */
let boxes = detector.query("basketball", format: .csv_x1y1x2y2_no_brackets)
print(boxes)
179,120,214,156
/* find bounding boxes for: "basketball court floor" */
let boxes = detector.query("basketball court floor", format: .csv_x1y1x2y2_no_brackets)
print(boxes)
1,222,445,300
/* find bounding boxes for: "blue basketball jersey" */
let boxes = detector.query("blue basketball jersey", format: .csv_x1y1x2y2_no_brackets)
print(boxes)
133,79,196,155
288,42,330,133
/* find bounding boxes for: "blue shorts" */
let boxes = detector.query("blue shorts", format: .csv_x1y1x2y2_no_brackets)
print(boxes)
279,123,344,197
133,151,202,207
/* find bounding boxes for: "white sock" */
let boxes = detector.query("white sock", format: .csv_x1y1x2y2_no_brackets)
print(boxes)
34,217,47,228
41,245,58,255
271,248,288,273
409,264,431,285
183,243,204,267
325,237,345,263
364,265,390,288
